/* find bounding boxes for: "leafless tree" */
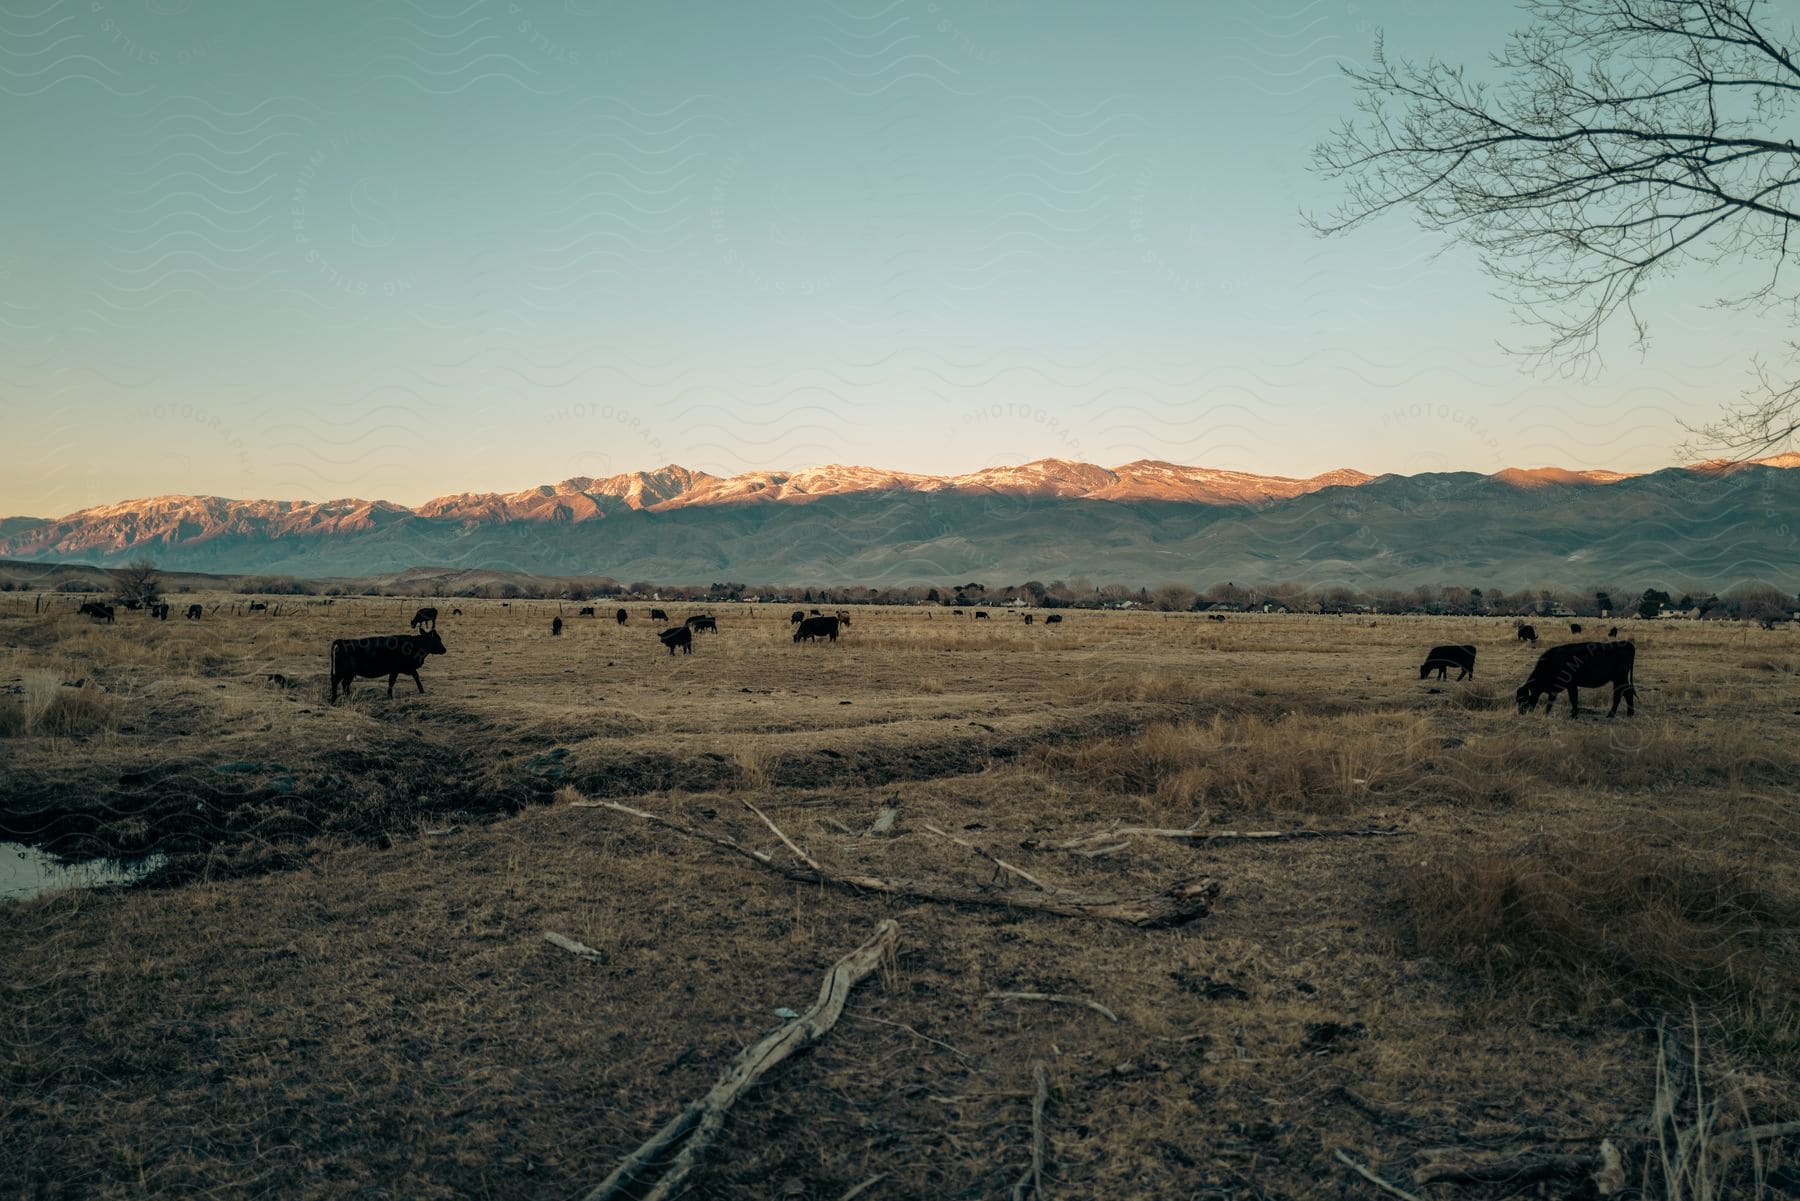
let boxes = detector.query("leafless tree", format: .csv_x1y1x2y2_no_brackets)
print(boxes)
110,558,162,608
1311,0,1800,457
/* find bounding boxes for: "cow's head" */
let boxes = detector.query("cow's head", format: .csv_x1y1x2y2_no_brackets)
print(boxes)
1514,682,1541,714
420,630,447,655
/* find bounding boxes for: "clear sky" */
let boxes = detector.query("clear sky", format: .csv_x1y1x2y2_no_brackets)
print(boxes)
2,0,1786,516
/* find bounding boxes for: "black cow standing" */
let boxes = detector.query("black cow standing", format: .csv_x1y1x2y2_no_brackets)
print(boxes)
650,609,668,621
186,603,203,620
974,610,989,620
789,610,806,624
1023,614,1034,625
1570,622,1583,634
659,625,693,655
615,608,628,624
247,601,268,612
1608,626,1619,638
411,607,438,632
577,606,595,617
149,603,170,620
793,615,841,643
1045,614,1063,624
551,617,563,636
686,615,718,633
1516,624,1537,644
78,602,115,623
1418,644,1477,681
330,630,448,702
1516,641,1636,718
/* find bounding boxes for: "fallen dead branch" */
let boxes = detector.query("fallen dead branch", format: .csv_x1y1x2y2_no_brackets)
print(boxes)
849,1014,982,1068
581,919,899,1201
542,931,605,961
1029,825,1411,855
569,794,1219,929
839,1173,889,1201
1010,1062,1050,1201
1334,1149,1422,1201
922,822,1056,891
1414,1150,1596,1186
988,990,1121,1024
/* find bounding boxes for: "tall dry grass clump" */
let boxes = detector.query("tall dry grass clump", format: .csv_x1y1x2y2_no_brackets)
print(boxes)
1030,712,1438,814
1,672,123,738
1404,837,1799,1038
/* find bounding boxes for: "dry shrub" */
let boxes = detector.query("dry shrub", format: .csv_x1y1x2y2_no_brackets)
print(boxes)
4,673,122,738
1032,713,1434,814
1404,837,1799,1030
916,677,945,695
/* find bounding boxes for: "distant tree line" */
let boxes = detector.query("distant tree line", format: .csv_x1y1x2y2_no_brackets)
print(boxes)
4,566,1792,625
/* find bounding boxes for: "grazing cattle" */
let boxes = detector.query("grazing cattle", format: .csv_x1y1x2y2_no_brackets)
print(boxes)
1570,623,1583,634
658,625,693,655
1418,644,1477,681
329,630,448,702
1207,614,1226,622
451,607,463,616
78,602,115,623
685,614,718,633
551,617,563,636
650,609,668,621
1023,614,1034,625
1515,641,1636,718
789,610,806,624
577,606,595,617
810,609,822,616
247,601,268,612
410,607,438,632
148,603,170,620
1608,626,1619,638
186,603,203,620
793,615,841,643
1516,624,1537,643
952,609,963,615
1045,614,1063,624
614,608,627,624
974,610,989,620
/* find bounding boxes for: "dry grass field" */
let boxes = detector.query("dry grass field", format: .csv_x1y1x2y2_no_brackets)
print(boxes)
2,596,1797,1200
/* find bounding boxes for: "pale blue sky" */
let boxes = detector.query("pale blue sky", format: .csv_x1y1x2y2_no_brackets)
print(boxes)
1,0,1785,515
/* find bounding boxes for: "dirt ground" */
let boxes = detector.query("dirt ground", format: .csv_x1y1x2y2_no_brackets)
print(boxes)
2,597,1796,1200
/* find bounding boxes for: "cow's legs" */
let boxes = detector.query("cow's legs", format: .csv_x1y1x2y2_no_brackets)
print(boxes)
387,671,399,697
1566,686,1580,717
412,671,425,694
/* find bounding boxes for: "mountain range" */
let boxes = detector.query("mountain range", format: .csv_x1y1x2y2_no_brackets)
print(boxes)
4,456,1797,588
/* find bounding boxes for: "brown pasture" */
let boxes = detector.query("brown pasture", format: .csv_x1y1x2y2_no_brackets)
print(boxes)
2,596,1796,1199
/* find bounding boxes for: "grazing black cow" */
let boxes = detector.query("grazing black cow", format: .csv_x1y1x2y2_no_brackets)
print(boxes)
793,615,840,643
1570,623,1582,634
1608,626,1619,638
810,608,822,616
789,610,806,624
659,625,693,655
78,602,115,623
1207,614,1226,622
1516,641,1636,718
451,607,463,615
1045,614,1063,624
577,606,595,617
551,617,563,636
685,614,718,633
1516,624,1537,643
974,610,989,620
1418,644,1477,681
149,603,170,620
186,603,203,620
614,608,626,624
1023,614,1034,625
247,601,268,612
329,630,448,702
650,609,668,621
952,609,963,615
410,607,439,631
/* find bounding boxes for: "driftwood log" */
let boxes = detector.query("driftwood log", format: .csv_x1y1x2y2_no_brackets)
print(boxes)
569,794,1220,929
581,919,899,1201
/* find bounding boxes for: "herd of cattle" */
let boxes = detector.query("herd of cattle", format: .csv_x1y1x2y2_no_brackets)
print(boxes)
60,598,1643,715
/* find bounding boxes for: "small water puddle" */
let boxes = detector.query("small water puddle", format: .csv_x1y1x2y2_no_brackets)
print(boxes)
1,842,167,902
